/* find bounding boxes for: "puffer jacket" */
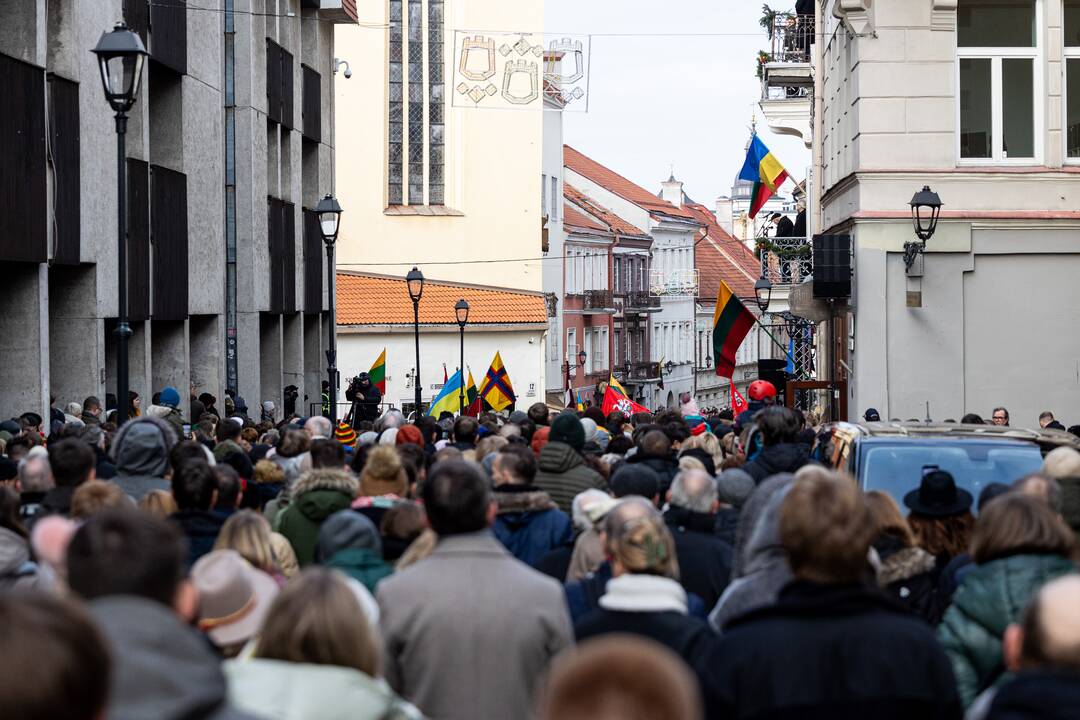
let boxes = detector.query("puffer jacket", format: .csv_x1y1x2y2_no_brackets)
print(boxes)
492,486,574,567
938,553,1076,707
625,452,680,498
874,535,942,624
109,415,178,500
742,442,812,483
533,442,606,514
276,469,359,567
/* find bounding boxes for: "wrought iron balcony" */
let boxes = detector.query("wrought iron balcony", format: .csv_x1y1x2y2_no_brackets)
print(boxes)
760,13,814,100
648,269,699,297
758,236,812,286
583,289,616,313
623,290,661,313
624,361,660,383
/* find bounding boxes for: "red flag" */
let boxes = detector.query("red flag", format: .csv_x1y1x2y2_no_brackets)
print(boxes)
602,375,650,416
730,379,749,416
443,364,449,383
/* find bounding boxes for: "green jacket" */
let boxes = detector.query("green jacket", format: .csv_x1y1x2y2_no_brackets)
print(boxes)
938,553,1076,707
324,547,394,594
276,469,359,567
533,442,606,514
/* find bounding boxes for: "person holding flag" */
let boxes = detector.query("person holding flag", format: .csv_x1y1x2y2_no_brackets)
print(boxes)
479,352,516,413
601,375,650,417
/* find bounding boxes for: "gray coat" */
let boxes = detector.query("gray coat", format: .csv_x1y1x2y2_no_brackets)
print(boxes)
376,531,573,720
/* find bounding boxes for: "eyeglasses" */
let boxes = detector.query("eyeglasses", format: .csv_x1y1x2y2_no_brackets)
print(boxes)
992,415,1007,421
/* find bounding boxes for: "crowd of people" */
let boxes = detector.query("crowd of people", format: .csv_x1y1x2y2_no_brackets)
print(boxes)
3,380,1080,719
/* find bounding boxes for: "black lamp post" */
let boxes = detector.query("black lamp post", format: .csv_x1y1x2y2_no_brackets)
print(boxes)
563,349,588,405
455,298,469,415
754,275,773,314
92,23,147,426
315,194,343,423
406,267,425,414
905,185,943,272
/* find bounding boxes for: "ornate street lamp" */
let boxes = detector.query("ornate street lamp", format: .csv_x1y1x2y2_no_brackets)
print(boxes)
406,267,425,414
315,194,343,423
455,298,469,415
92,23,147,426
754,275,773,314
905,185,943,272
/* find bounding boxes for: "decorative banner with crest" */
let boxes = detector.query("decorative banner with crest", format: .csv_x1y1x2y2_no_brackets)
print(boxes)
452,31,591,111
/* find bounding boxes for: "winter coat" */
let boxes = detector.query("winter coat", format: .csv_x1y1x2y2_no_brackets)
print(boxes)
874,535,943,624
714,507,739,547
984,670,1080,720
731,474,794,578
39,485,77,517
225,658,420,720
346,381,382,424
276,469,359,567
533,441,606,514
742,442,812,483
710,482,794,631
324,547,394,594
110,415,178,500
376,531,573,720
91,595,252,720
938,553,1076,707
534,537,576,582
94,445,117,480
0,526,44,590
213,439,245,462
567,526,606,582
698,581,963,720
664,506,734,610
734,399,768,435
625,452,681,498
566,561,708,625
171,510,227,568
492,486,574,567
575,573,716,666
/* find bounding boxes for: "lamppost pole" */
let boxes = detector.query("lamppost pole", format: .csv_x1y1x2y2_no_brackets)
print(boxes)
407,267,425,416
455,299,469,416
315,194,343,425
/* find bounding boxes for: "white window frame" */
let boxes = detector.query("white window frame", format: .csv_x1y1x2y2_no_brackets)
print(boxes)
955,0,1043,166
567,327,577,366
1065,5,1080,164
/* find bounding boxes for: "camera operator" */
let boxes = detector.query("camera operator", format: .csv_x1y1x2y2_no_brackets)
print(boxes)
346,372,382,426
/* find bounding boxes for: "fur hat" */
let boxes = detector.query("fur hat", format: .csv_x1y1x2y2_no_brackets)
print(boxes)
360,445,407,497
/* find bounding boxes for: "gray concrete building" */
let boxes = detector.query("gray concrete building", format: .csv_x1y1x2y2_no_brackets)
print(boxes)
0,0,355,422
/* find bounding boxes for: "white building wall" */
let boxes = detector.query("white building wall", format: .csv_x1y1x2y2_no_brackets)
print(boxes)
543,106,565,393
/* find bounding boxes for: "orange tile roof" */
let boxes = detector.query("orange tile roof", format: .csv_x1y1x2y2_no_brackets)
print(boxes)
336,272,547,326
563,203,609,234
683,203,760,302
564,184,651,239
563,145,698,221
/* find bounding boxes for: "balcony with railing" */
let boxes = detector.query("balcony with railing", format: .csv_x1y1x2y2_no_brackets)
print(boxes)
758,12,814,147
757,235,812,286
649,269,699,297
620,361,660,384
582,289,616,314
623,290,661,313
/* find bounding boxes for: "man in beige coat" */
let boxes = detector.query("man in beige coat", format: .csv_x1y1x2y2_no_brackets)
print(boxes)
377,459,574,720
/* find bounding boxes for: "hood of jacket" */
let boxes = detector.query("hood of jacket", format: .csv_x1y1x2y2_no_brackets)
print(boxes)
877,544,937,586
745,443,810,480
732,474,794,578
538,441,585,474
293,469,358,523
91,595,235,720
110,416,178,478
495,487,558,515
225,658,419,720
950,553,1076,637
0,526,30,576
742,482,794,577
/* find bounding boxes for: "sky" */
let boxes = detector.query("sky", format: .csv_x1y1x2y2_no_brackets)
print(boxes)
545,0,811,208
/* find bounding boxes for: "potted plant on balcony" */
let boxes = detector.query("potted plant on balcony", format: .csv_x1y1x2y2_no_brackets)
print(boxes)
755,50,773,79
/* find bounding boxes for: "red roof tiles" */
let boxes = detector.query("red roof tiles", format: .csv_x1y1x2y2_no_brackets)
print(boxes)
563,203,609,234
563,145,698,221
683,203,760,302
336,272,547,326
564,184,651,239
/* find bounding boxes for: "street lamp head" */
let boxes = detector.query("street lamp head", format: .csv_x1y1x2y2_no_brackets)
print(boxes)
578,349,587,367
406,266,424,303
910,185,943,242
705,355,713,367
91,23,147,113
664,360,675,375
455,298,470,328
754,275,773,314
315,194,343,246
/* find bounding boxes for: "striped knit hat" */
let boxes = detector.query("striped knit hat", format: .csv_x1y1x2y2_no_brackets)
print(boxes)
335,422,358,447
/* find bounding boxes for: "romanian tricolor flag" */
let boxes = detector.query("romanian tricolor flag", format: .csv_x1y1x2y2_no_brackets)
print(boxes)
465,367,481,416
369,349,387,395
479,352,516,412
738,135,789,219
713,279,756,379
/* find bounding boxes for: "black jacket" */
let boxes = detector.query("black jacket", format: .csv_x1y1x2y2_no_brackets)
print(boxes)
874,535,943,624
664,506,733,610
626,452,680,498
743,443,812,483
697,581,962,720
576,607,716,667
94,446,117,480
170,510,226,568
714,507,740,547
986,670,1080,719
346,380,381,423
775,216,795,238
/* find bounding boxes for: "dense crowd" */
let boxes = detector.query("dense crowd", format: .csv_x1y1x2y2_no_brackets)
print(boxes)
3,383,1080,719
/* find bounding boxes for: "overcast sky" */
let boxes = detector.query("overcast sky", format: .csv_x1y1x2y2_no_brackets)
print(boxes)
546,0,811,207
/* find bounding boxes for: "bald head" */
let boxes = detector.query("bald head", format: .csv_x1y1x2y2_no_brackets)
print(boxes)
1014,473,1063,513
305,416,332,439
19,455,54,493
669,469,718,514
1006,575,1080,672
602,497,659,538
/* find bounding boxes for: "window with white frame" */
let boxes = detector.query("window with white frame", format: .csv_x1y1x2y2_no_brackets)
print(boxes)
584,328,594,372
567,327,577,365
1065,1,1080,158
957,0,1039,162
541,173,548,216
600,327,609,371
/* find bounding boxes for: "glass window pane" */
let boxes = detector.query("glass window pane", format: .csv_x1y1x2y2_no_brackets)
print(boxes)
1067,1,1080,47
959,58,993,158
957,0,1034,47
1068,59,1080,157
1002,58,1033,158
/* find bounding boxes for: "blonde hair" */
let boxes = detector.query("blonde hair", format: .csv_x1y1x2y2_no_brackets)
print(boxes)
256,568,380,675
253,459,285,485
474,436,508,463
681,433,723,467
137,489,178,519
603,499,679,579
677,456,705,472
214,510,279,575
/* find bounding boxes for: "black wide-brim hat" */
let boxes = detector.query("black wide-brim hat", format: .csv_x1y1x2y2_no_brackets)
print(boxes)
904,470,973,517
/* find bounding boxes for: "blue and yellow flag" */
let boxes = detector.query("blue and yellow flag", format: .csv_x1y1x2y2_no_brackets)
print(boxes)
427,369,464,417
479,352,516,412
738,134,789,219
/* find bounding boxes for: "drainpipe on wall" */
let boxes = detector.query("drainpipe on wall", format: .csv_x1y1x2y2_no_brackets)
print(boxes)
224,0,238,393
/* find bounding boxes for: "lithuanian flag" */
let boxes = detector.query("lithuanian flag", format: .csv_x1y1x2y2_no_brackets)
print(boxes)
369,348,387,395
464,367,481,416
713,280,756,378
479,352,516,412
738,135,789,219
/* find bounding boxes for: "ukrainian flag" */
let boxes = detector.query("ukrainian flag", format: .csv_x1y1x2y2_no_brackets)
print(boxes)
427,369,464,417
738,134,789,219
479,352,516,412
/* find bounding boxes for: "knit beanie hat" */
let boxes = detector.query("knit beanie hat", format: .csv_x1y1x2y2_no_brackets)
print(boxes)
360,445,407,497
396,424,424,447
550,413,586,452
335,422,358,447
159,386,181,409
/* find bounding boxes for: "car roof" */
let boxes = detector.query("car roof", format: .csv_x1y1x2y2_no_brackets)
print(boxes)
820,421,1080,453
